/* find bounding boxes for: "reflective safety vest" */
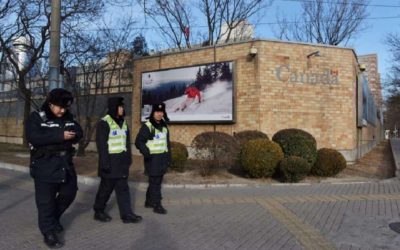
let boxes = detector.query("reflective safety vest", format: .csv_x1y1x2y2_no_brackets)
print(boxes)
102,115,128,154
145,121,168,154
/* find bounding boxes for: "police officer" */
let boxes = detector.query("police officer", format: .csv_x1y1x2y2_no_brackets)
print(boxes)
93,97,142,223
135,103,171,214
25,88,83,249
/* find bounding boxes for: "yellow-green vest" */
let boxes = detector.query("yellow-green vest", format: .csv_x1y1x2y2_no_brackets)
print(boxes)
102,114,128,154
145,121,168,154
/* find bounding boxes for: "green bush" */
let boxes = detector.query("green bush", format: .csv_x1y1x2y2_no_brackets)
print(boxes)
272,128,317,167
191,132,238,176
233,130,269,170
169,141,188,172
234,130,269,147
279,156,311,183
240,139,284,178
311,148,347,176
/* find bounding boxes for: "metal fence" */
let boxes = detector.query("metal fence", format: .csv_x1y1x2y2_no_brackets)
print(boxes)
0,67,133,102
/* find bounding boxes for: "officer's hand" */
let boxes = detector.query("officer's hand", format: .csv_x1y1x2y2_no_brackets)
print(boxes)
64,131,76,140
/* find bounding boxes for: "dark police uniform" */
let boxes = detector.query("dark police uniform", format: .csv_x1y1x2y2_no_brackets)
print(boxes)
93,97,142,223
135,103,171,214
25,88,82,248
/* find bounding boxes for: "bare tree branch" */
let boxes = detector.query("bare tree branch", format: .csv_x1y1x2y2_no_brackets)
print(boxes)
275,0,369,46
61,14,137,155
138,0,192,49
0,0,106,145
139,0,272,49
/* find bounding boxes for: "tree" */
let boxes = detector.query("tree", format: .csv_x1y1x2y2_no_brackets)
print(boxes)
132,34,149,57
0,0,105,145
386,33,400,94
275,0,369,46
200,0,272,45
384,93,400,132
61,16,137,156
384,33,400,132
138,0,272,49
0,0,13,21
138,0,193,49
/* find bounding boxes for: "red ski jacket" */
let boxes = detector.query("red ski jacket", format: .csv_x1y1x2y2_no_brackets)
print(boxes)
185,87,201,101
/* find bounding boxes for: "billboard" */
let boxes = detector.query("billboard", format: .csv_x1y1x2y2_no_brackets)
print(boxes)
140,61,234,123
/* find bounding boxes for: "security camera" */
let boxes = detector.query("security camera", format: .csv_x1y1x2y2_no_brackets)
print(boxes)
249,46,257,57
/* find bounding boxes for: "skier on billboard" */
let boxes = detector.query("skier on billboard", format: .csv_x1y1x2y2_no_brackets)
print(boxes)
175,85,202,112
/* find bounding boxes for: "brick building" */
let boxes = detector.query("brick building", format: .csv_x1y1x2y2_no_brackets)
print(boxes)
0,39,383,163
132,40,383,163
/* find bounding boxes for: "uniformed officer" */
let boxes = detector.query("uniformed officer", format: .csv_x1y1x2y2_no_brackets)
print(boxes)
135,103,171,214
93,97,142,223
25,88,83,249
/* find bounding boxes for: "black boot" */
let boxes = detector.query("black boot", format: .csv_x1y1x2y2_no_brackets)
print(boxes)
144,201,155,208
43,231,63,249
94,211,112,222
54,222,64,233
153,204,167,214
121,213,143,223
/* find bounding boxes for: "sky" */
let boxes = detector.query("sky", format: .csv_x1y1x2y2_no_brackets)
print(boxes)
254,0,400,79
107,0,400,80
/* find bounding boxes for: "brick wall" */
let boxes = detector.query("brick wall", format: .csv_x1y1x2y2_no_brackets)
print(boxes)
358,54,382,107
132,40,383,162
0,40,383,162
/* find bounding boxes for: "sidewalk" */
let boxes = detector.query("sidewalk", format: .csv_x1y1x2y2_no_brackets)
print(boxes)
1,142,399,249
1,167,400,250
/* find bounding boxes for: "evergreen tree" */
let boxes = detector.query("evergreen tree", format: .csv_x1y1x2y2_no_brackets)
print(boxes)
220,62,232,81
194,68,203,89
132,35,149,57
202,66,212,86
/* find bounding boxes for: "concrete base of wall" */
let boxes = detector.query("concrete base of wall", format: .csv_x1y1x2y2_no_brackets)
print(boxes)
338,140,378,164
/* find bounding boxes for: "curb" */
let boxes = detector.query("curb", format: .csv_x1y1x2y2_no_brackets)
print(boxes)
0,161,388,189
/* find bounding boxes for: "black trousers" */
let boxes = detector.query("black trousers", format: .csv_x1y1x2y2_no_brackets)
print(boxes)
34,172,77,235
93,178,133,218
146,175,164,205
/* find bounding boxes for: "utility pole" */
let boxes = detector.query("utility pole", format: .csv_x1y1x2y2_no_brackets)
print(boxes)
48,0,61,90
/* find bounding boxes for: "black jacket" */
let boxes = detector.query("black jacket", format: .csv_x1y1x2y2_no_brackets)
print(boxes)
96,99,132,179
135,117,171,176
25,101,83,183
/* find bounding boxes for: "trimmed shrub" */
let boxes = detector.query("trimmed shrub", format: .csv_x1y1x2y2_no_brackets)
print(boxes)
234,130,269,147
311,148,347,176
191,131,238,176
279,156,311,183
272,128,317,167
169,141,188,172
233,130,269,170
240,139,284,178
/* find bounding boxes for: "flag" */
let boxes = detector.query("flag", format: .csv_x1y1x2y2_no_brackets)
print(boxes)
184,26,190,40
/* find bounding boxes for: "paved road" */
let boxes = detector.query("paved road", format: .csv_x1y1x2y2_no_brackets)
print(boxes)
1,168,400,250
